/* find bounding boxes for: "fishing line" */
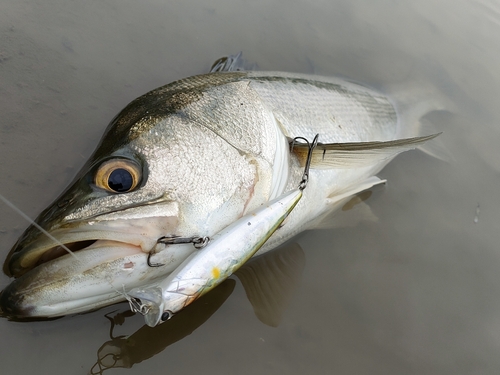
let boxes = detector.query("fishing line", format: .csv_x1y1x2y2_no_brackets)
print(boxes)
0,193,79,260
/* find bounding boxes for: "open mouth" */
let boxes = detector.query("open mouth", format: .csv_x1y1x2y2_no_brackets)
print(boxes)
1,212,183,318
34,240,98,268
0,237,155,318
5,219,166,278
5,201,180,278
0,238,194,319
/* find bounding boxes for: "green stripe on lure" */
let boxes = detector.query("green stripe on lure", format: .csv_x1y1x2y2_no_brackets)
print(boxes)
127,136,318,327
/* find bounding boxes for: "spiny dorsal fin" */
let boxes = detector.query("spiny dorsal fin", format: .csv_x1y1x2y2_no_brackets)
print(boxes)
290,133,441,169
235,243,305,327
209,52,258,72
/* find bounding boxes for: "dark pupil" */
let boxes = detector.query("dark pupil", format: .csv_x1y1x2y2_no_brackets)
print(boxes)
161,311,171,321
108,168,133,192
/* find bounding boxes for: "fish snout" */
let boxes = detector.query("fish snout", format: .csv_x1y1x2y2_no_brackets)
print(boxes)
0,281,34,319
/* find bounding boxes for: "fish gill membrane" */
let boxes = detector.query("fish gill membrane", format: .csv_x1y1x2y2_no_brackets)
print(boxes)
0,54,443,321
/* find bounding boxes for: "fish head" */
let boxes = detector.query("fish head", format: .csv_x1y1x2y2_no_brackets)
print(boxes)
1,74,276,319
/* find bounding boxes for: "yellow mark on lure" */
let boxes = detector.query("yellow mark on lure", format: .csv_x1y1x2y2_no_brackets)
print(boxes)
212,267,220,279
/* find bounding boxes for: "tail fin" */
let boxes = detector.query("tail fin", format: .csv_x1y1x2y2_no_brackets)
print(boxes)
383,79,455,161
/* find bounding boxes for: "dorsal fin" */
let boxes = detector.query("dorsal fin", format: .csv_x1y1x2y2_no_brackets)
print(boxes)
209,52,258,72
290,133,441,169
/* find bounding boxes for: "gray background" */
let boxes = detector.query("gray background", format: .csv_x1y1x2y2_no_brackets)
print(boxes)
1,0,499,374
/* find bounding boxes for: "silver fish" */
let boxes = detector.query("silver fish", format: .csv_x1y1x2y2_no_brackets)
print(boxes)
0,64,437,319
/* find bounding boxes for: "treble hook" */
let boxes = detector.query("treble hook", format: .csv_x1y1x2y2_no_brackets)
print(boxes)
291,134,319,190
128,296,151,316
147,252,164,267
148,236,211,267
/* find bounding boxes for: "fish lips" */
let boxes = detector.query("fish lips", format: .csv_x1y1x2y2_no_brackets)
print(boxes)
5,201,180,278
0,239,196,319
0,241,142,318
0,202,190,319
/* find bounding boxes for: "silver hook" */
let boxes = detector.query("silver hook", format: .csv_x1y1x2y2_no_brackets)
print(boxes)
128,296,150,316
157,235,210,247
148,236,210,267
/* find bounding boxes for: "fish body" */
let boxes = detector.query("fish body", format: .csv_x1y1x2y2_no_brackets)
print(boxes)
0,70,424,319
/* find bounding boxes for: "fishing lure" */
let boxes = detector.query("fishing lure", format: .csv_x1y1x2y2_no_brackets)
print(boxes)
127,135,319,326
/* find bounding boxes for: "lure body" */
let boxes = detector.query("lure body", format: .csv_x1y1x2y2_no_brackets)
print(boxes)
129,188,303,327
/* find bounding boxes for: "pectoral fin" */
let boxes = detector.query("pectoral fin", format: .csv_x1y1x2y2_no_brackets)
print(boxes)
291,133,441,169
307,176,385,230
312,194,379,230
236,243,305,327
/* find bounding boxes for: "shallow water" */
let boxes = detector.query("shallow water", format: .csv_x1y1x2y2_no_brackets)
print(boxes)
1,0,500,373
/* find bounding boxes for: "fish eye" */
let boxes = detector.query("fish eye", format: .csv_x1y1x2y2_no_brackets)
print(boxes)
94,159,141,193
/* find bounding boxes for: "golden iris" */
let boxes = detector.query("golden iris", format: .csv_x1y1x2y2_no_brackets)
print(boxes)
94,159,141,193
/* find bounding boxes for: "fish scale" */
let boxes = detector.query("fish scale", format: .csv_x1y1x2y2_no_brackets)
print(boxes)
244,72,398,143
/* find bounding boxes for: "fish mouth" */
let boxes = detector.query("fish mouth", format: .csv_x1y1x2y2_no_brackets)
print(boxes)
32,239,98,267
0,238,146,319
5,199,181,278
7,231,147,278
6,214,179,278
0,236,195,319
0,213,192,319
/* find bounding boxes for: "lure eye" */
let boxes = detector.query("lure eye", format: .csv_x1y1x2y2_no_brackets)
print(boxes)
95,159,141,193
161,310,173,322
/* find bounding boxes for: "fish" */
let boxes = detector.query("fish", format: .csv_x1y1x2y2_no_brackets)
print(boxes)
0,55,439,320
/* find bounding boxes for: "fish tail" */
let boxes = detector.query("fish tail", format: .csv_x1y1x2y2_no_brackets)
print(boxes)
383,78,455,161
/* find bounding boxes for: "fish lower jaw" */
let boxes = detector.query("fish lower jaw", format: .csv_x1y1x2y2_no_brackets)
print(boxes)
0,289,128,320
1,241,198,319
8,236,154,278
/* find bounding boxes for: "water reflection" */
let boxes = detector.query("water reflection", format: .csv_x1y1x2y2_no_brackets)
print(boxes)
90,280,235,374
2,0,500,373
89,242,306,373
